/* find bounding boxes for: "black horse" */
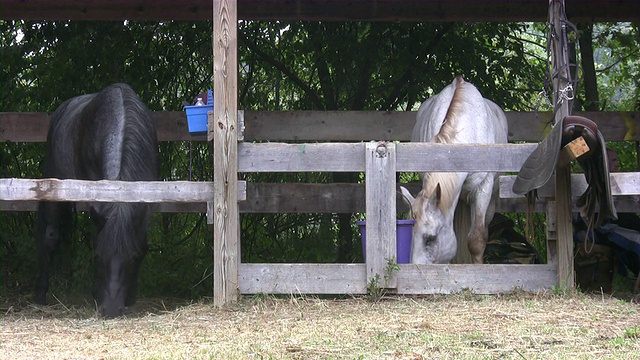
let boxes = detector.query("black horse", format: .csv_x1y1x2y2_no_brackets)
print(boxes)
35,83,159,318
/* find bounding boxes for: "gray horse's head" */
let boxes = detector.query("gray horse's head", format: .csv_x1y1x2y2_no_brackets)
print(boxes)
400,184,457,264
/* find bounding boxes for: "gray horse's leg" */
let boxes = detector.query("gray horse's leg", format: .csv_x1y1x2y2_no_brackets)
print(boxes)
467,177,496,264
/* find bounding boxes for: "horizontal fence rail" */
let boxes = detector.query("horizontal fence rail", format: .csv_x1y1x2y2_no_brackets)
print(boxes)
237,142,540,173
2,175,638,213
2,146,638,213
0,178,246,203
2,111,638,143
238,263,558,294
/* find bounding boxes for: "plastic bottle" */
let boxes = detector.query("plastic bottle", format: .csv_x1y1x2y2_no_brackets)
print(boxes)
195,97,205,106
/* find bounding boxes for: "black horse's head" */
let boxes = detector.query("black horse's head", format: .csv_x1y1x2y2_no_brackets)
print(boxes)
91,203,150,318
93,252,145,318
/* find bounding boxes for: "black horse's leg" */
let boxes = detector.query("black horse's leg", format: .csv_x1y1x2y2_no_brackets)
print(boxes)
125,246,148,307
35,201,71,305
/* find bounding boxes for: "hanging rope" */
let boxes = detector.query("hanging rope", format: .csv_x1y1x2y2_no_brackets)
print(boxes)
542,0,580,126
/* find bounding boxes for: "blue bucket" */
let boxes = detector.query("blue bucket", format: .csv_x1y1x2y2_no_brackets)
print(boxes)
357,219,414,264
184,89,213,135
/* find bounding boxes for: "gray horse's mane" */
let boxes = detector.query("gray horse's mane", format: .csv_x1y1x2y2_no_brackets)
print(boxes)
433,76,466,144
418,76,469,214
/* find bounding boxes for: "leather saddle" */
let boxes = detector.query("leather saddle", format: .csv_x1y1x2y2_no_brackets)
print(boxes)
512,115,617,227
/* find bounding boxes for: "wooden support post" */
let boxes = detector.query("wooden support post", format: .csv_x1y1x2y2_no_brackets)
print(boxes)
555,166,574,288
549,0,574,289
365,142,397,289
213,0,239,306
545,201,558,265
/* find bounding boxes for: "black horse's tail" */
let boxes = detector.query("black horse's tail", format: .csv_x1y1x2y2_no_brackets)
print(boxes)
92,84,159,258
92,202,151,257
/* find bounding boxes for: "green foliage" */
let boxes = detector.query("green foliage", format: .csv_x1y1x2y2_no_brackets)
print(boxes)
591,23,639,111
238,21,541,112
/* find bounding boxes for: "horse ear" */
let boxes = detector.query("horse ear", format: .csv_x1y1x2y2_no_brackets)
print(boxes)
428,183,442,208
399,186,415,205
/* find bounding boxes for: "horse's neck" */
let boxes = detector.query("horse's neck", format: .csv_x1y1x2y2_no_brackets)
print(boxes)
421,172,466,219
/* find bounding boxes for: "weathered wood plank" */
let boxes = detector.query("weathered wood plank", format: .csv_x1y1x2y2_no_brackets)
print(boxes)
243,111,414,142
365,142,397,288
238,142,535,173
396,264,557,294
0,178,248,202
499,172,640,198
238,142,366,172
2,178,637,213
239,263,367,294
556,166,574,288
212,0,239,307
3,111,638,143
0,111,193,142
0,112,49,142
2,0,637,22
546,201,558,265
237,263,557,295
244,111,639,143
237,142,635,176
242,183,365,213
397,143,536,172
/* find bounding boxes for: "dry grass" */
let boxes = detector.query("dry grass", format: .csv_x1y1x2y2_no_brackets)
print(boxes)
1,291,639,359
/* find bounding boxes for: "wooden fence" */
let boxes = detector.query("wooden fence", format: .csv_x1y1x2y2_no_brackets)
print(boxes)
2,110,639,297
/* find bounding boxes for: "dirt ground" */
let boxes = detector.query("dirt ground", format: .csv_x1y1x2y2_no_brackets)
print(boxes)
1,291,639,359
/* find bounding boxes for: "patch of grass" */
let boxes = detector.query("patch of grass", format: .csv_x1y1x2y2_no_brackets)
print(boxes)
366,257,400,303
2,292,640,359
625,325,639,339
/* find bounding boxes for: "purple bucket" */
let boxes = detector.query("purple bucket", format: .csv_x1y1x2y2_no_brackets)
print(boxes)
356,219,415,264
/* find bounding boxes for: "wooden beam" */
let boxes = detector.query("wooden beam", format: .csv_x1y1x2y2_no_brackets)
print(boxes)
239,263,367,294
236,143,536,173
1,0,638,22
2,174,638,213
237,263,557,295
397,143,536,172
238,142,366,172
396,264,557,294
3,111,637,143
212,0,238,307
499,172,640,199
0,178,248,202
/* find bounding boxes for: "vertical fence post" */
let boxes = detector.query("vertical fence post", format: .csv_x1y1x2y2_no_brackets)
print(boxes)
549,0,574,289
213,0,239,306
365,142,397,289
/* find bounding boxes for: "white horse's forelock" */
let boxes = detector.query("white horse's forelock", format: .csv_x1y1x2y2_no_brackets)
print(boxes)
418,172,458,216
